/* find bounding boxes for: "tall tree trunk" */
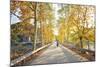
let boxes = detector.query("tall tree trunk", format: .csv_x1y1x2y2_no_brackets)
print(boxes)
40,20,43,46
33,3,38,50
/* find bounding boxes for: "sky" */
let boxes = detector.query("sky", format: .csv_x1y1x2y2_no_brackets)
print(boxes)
11,8,21,24
52,4,60,36
11,14,20,24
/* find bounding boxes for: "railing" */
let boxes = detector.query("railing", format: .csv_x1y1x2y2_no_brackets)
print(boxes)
11,44,50,67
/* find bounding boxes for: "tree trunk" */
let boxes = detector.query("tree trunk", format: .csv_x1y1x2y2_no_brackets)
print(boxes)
87,40,90,50
33,3,38,50
80,37,83,49
40,21,43,46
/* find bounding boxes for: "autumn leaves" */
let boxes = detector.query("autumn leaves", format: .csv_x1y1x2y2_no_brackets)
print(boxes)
11,1,95,50
57,5,95,49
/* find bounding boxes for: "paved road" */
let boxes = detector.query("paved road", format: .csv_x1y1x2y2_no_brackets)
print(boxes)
26,43,88,65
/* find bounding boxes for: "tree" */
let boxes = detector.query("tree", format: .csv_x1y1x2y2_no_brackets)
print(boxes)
66,5,95,49
57,4,70,43
11,1,55,50
57,4,95,49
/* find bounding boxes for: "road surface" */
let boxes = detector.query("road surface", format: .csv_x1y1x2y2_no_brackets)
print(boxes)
25,43,88,65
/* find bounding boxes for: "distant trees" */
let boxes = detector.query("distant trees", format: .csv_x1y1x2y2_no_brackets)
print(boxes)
37,3,54,45
57,4,69,43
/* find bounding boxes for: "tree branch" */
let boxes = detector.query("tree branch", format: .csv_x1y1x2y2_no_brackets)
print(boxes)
10,11,20,19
